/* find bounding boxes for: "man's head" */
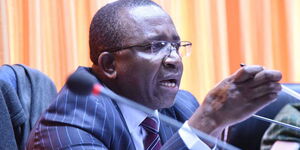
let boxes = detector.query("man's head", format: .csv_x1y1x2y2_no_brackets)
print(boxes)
90,0,184,109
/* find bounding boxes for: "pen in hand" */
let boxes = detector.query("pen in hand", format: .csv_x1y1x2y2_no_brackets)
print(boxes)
239,63,300,131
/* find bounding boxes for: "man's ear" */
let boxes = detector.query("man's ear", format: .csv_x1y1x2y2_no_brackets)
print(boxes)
97,52,117,79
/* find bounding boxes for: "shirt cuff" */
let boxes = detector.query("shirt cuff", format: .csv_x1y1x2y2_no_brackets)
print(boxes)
178,121,212,150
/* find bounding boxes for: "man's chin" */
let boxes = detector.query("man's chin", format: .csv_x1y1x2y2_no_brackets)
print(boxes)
156,96,176,109
160,101,175,109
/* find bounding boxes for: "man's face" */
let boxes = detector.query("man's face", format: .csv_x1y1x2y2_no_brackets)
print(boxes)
114,5,183,109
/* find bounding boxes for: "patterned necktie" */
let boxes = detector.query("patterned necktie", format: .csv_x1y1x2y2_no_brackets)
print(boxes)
140,117,162,150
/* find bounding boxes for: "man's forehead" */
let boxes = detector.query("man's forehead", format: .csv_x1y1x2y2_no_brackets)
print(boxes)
147,34,180,42
127,5,168,20
119,5,179,43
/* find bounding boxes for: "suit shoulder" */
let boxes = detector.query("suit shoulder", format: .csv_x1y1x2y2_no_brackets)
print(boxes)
175,90,199,107
165,90,199,121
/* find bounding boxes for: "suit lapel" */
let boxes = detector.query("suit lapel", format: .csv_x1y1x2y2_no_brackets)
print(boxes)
158,108,180,144
111,100,136,150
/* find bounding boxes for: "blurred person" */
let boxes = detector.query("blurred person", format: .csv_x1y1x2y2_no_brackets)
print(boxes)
26,0,282,149
261,103,300,150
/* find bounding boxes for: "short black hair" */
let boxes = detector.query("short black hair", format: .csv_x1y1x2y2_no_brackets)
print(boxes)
89,0,161,65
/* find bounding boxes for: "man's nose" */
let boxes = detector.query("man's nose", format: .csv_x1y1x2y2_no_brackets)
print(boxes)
162,48,182,69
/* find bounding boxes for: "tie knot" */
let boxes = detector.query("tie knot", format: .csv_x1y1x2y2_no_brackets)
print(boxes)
141,117,159,133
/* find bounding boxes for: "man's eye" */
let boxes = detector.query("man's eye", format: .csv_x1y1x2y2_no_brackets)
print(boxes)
152,42,167,52
156,42,167,48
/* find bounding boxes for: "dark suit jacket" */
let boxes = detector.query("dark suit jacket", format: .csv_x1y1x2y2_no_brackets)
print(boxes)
26,67,199,150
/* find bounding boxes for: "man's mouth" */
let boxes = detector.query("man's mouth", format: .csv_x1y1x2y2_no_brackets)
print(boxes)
159,79,177,88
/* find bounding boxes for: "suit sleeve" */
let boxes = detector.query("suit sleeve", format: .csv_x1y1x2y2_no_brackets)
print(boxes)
26,87,111,150
161,132,189,150
27,124,109,150
58,126,108,150
27,85,136,150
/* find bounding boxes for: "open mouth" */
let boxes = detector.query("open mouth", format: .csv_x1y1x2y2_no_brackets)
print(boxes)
159,79,177,88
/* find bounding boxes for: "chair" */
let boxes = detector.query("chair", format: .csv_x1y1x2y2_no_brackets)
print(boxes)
227,83,300,150
0,64,57,150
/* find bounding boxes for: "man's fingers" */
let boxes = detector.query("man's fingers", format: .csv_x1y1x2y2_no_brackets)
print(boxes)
233,65,263,83
246,82,282,100
248,70,282,88
250,92,279,109
240,92,278,115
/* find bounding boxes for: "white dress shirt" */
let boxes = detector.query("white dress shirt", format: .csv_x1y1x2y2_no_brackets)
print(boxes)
117,102,212,150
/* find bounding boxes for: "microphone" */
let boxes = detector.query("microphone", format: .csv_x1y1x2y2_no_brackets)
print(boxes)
66,71,101,95
66,71,240,150
66,70,97,95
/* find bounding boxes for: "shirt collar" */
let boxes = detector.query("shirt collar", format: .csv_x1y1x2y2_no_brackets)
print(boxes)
117,102,160,133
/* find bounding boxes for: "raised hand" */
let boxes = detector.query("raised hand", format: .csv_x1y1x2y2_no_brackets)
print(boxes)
188,65,282,136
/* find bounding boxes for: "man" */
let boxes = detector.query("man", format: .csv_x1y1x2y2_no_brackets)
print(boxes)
26,0,282,149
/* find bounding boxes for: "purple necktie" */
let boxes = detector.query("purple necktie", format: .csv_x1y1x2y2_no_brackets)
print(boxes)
141,117,162,150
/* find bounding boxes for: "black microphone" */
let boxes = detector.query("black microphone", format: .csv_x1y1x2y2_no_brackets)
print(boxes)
66,70,98,95
66,71,240,150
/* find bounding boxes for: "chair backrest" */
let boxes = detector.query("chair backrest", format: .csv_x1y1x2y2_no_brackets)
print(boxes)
0,64,57,150
227,83,300,150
